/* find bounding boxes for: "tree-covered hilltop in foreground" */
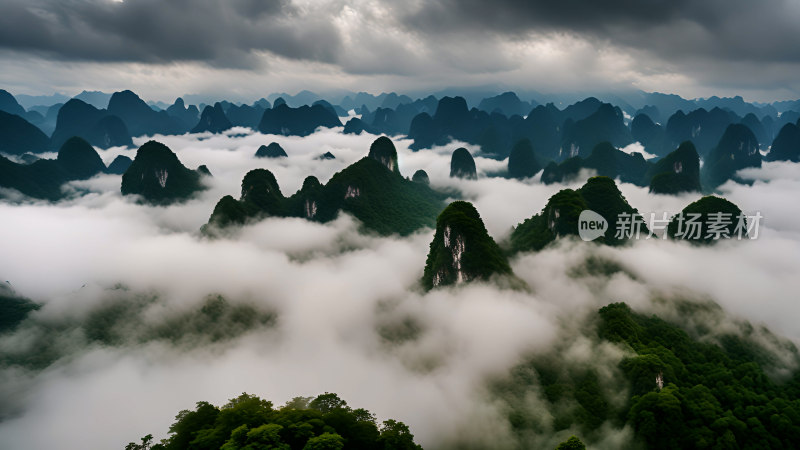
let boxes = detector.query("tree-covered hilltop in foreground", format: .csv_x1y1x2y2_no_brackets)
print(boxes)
492,301,800,449
126,392,421,450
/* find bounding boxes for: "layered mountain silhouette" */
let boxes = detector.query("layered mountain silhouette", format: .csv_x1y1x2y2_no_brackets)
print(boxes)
255,142,288,158
541,142,649,186
191,103,233,134
765,123,800,162
0,110,50,155
205,137,444,236
107,90,185,136
165,98,200,130
258,103,342,136
703,124,762,189
106,155,133,175
510,176,646,252
360,96,438,136
56,136,106,180
0,136,106,200
507,138,541,179
560,103,632,158
647,141,701,194
342,117,377,135
121,141,206,204
0,89,26,116
51,99,133,149
663,107,736,157
220,101,266,129
630,113,664,152
477,91,535,117
422,201,513,290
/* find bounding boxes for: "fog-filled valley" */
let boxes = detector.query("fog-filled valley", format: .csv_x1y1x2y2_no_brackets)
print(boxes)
2,114,800,448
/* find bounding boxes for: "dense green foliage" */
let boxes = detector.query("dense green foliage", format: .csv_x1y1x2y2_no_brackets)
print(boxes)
131,392,421,450
421,201,513,289
121,140,206,205
666,195,745,244
206,138,445,236
510,176,646,252
602,303,800,449
554,436,586,450
509,189,587,253
494,301,800,449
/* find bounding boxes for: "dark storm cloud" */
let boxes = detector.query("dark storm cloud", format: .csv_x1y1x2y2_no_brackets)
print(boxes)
400,0,800,64
0,0,342,68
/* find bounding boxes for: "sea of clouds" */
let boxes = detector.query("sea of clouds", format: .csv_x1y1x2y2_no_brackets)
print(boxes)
1,127,799,449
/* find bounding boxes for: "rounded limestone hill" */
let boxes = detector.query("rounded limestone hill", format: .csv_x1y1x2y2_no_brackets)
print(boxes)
0,110,50,155
507,138,541,179
255,142,287,158
510,176,646,253
765,123,800,162
240,168,285,214
368,136,400,173
422,201,512,290
191,102,233,134
412,169,430,185
703,123,762,189
510,188,587,253
121,140,205,204
106,155,133,175
56,136,106,180
647,141,701,194
450,147,477,179
667,195,746,244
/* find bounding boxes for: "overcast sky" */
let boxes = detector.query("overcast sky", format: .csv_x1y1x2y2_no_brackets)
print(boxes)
1,0,800,103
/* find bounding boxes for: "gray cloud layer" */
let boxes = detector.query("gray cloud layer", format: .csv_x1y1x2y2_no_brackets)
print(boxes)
0,0,340,68
400,0,800,63
1,0,800,101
